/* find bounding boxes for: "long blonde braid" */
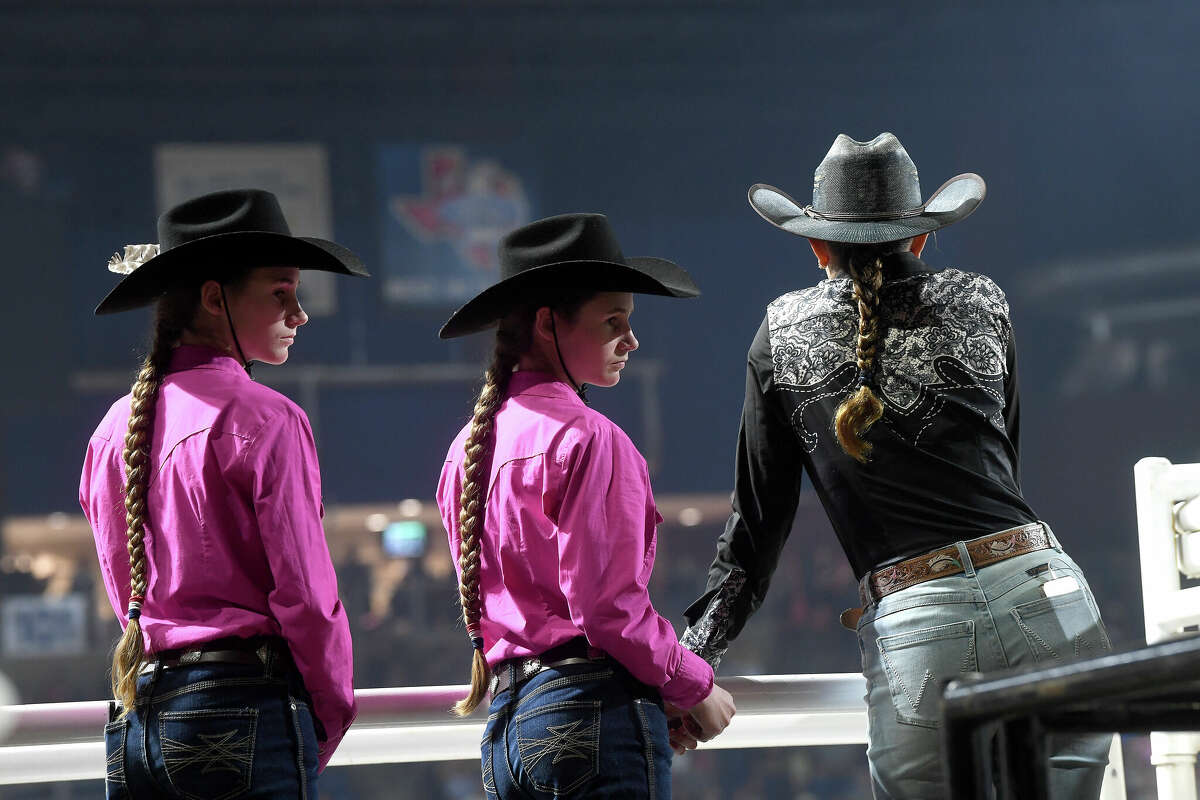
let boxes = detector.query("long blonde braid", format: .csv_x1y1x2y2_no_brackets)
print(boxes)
833,250,886,462
452,320,525,716
110,292,191,713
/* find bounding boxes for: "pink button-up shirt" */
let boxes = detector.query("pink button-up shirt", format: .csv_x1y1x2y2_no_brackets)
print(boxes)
79,345,356,771
437,371,713,709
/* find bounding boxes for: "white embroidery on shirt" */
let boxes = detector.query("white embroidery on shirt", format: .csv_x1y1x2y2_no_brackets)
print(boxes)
766,269,1012,452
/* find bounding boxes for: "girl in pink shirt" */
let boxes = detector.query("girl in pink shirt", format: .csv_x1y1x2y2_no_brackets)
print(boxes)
81,189,366,798
437,213,735,799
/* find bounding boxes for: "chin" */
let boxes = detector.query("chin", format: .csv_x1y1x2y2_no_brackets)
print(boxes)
257,350,289,366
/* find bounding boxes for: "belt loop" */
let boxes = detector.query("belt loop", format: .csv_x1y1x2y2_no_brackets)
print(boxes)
504,662,518,713
956,541,976,577
1039,521,1062,551
259,639,275,678
857,570,875,609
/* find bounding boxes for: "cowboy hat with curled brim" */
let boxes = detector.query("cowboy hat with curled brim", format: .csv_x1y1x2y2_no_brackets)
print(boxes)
438,213,699,339
95,188,368,315
748,132,986,245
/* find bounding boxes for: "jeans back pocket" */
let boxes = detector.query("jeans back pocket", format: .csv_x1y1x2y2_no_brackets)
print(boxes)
159,708,258,800
878,619,977,729
514,699,600,796
103,717,128,799
1011,590,1111,664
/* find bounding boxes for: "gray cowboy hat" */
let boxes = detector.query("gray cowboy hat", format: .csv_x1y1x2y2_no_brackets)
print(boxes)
438,212,699,339
747,133,986,244
96,188,368,315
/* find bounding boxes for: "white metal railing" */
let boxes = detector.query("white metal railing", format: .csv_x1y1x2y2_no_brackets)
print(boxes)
0,673,868,785
0,671,1129,795
1135,457,1200,800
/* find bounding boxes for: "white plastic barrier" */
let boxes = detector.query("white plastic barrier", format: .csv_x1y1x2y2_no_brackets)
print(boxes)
1135,457,1200,800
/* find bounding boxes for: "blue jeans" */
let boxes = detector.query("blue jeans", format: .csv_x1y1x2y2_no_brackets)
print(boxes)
104,661,319,799
858,527,1112,799
482,659,672,799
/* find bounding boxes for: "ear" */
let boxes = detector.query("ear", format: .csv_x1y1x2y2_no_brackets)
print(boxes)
808,238,832,267
198,280,226,318
910,234,928,257
532,306,557,345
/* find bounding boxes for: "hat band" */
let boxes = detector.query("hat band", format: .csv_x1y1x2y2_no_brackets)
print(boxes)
802,204,926,222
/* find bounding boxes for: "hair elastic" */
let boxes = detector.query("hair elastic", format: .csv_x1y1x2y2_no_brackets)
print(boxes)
126,594,144,621
466,622,484,652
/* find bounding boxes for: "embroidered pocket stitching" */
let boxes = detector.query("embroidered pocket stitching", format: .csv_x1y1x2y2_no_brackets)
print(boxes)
515,699,600,795
103,719,126,788
158,709,257,800
878,620,976,728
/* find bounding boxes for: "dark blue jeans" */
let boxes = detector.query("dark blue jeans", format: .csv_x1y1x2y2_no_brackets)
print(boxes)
103,661,319,799
482,660,672,799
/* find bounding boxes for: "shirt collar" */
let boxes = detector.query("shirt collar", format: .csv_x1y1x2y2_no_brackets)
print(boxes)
880,251,936,280
166,344,249,376
507,370,585,405
824,251,936,285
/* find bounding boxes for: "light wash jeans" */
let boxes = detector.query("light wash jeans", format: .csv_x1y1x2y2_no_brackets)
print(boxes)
857,525,1111,799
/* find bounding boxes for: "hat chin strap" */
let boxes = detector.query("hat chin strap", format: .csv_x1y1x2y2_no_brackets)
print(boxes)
219,284,253,376
549,311,588,405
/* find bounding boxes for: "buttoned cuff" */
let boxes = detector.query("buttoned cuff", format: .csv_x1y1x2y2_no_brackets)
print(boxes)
659,644,715,709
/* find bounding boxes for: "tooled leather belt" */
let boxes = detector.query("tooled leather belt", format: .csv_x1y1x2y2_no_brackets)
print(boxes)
864,522,1050,604
839,522,1051,630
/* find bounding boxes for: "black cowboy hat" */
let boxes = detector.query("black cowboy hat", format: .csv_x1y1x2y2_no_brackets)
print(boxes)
438,213,699,339
748,133,986,245
95,189,369,315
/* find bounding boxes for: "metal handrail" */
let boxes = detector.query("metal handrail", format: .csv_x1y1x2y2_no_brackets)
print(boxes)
0,673,868,785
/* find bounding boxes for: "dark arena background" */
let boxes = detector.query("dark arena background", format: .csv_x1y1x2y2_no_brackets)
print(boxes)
2,1,1200,797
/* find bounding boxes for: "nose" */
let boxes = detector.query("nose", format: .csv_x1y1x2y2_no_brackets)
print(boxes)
289,300,309,327
622,326,638,353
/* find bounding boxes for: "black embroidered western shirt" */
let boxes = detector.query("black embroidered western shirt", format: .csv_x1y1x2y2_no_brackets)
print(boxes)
682,252,1038,666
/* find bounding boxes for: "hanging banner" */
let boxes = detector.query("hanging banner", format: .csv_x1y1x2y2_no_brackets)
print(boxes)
154,143,338,316
379,144,535,306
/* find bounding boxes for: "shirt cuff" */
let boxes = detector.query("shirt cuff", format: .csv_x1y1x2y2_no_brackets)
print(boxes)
658,643,715,709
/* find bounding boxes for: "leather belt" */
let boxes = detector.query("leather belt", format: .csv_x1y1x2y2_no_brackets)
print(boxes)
840,523,1051,630
138,637,285,676
489,637,607,697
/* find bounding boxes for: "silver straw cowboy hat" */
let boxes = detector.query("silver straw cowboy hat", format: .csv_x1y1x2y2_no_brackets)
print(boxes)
747,133,986,244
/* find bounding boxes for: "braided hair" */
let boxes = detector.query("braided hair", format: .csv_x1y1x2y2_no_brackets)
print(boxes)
451,291,592,716
110,289,195,711
110,271,251,713
451,318,526,716
832,246,892,462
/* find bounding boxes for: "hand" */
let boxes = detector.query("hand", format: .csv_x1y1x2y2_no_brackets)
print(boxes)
674,683,736,752
665,702,702,755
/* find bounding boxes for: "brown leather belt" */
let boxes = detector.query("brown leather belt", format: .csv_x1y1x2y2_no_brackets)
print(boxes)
489,636,607,697
138,636,288,676
840,523,1051,630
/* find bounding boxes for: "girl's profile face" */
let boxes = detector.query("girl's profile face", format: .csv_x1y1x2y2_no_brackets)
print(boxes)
226,267,308,365
554,291,638,388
